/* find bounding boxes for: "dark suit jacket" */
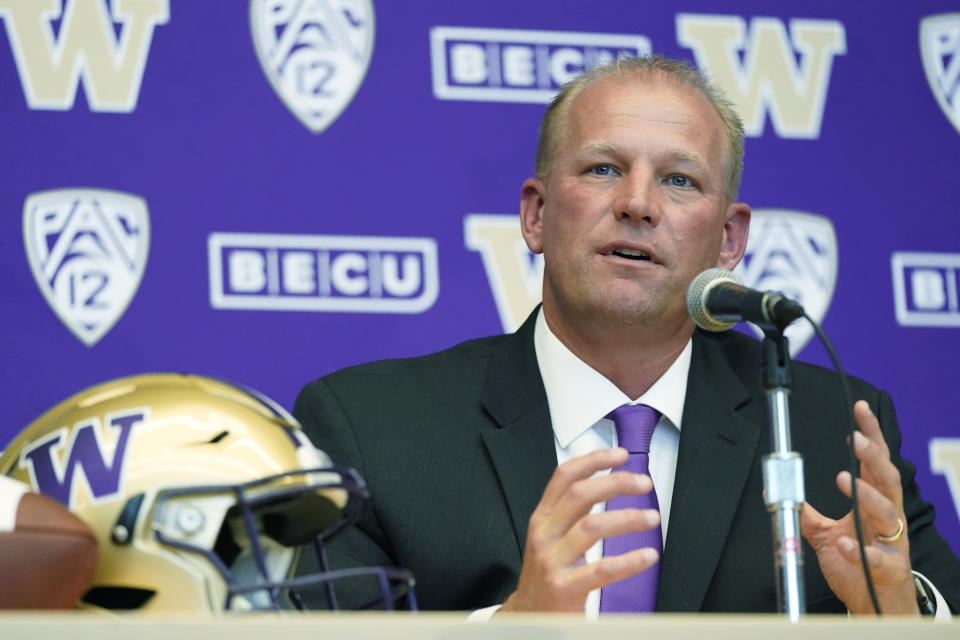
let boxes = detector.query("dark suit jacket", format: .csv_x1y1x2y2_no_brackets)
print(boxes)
293,311,960,613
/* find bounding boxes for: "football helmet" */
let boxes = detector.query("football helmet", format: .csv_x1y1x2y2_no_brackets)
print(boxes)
0,373,416,612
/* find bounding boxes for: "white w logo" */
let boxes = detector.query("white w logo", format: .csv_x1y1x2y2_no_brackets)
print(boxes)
0,0,169,112
677,14,846,139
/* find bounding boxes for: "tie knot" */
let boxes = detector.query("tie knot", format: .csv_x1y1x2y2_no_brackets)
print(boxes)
607,404,659,453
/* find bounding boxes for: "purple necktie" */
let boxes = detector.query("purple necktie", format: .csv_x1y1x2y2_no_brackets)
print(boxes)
599,403,662,613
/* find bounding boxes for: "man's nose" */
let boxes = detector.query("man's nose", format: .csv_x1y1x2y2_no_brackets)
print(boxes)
612,170,662,227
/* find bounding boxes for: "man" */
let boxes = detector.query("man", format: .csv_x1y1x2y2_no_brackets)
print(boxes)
294,56,960,616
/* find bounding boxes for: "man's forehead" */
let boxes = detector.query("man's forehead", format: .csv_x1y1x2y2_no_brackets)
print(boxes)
571,72,712,116
580,140,707,166
574,70,684,100
562,74,727,153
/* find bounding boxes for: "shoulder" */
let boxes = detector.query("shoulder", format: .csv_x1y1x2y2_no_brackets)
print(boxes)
306,332,509,390
332,333,507,378
294,331,517,420
693,328,884,400
297,308,541,406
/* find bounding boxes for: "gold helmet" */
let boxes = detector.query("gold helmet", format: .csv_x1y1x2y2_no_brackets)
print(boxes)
0,373,415,612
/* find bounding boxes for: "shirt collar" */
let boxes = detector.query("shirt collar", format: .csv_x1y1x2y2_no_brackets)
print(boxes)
533,308,691,448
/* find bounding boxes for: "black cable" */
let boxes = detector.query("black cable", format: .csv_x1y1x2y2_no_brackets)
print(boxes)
804,311,882,615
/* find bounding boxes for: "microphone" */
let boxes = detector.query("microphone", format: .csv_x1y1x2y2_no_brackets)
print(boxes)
686,268,805,332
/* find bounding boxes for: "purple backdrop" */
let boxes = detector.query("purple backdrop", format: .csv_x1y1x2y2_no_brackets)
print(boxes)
1,0,958,556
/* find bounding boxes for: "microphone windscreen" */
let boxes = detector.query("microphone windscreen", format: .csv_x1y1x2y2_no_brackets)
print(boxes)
686,268,743,332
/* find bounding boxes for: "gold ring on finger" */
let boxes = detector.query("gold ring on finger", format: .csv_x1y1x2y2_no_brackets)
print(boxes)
875,517,904,543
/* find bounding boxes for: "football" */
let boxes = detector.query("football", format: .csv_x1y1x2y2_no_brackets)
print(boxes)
0,491,98,609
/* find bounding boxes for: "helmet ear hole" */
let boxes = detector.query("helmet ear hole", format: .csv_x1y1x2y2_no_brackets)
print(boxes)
81,586,155,610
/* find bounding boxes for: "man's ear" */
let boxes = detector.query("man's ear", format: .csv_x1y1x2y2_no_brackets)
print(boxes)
716,201,751,270
519,178,546,254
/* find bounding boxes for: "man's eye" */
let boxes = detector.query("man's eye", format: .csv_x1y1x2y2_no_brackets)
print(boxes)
667,175,693,188
589,165,618,177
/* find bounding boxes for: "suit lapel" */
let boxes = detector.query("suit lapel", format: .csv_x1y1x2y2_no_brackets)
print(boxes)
657,331,763,612
478,310,557,556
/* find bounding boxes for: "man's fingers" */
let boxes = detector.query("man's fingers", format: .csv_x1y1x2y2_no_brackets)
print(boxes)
558,547,660,598
537,469,653,540
834,535,905,570
799,501,832,539
836,472,903,542
848,429,903,507
853,400,889,457
512,449,663,612
538,448,628,511
552,508,661,567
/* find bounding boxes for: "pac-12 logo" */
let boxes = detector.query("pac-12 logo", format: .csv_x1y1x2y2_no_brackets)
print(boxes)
920,13,960,136
23,189,150,347
250,0,375,133
734,209,838,355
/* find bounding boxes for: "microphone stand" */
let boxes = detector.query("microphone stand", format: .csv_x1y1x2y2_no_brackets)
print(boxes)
759,323,805,621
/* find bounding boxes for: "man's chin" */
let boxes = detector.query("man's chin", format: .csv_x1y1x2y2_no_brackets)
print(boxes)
544,280,687,326
593,286,672,318
582,298,672,328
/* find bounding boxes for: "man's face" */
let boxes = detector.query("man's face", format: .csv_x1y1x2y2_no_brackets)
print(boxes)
520,74,750,334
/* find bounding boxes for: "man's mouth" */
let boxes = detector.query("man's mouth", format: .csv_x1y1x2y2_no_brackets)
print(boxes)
611,248,652,261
